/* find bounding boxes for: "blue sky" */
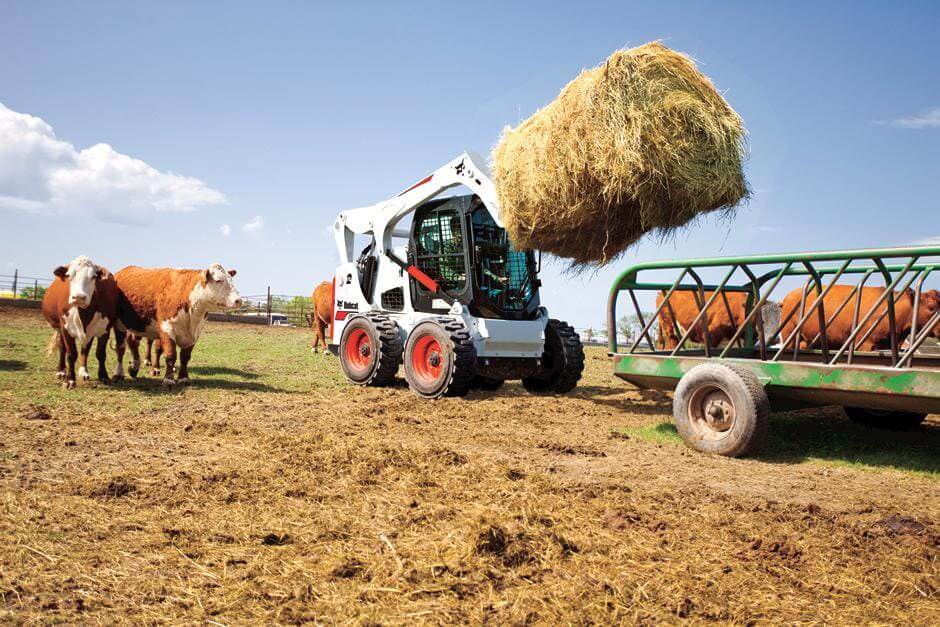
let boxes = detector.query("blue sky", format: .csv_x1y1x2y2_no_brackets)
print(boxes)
2,1,938,329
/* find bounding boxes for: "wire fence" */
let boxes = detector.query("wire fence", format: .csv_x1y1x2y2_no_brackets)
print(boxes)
0,270,53,301
229,290,314,328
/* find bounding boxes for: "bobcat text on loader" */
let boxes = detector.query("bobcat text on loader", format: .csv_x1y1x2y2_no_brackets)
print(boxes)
329,152,584,399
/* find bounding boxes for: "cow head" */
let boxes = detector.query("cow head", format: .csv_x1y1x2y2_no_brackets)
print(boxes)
53,255,108,309
758,301,782,345
198,263,243,310
918,289,940,337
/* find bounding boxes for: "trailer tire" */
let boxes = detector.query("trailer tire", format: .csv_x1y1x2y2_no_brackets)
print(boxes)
338,314,402,387
673,363,769,457
844,407,926,431
522,319,584,394
403,317,476,399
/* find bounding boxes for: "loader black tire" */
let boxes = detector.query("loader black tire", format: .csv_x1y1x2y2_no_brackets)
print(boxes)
522,319,584,394
403,317,476,399
339,314,402,387
673,362,769,457
844,407,926,431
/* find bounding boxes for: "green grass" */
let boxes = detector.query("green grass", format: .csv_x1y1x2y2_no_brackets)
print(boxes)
613,410,940,478
0,311,343,415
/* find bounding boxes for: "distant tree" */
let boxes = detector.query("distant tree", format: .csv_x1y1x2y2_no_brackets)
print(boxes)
19,285,46,301
585,327,595,342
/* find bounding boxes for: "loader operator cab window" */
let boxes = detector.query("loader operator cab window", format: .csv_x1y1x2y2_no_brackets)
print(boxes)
469,200,537,314
412,199,468,293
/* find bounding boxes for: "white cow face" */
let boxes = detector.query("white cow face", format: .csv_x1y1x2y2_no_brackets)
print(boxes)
759,301,782,345
53,256,103,309
200,263,243,310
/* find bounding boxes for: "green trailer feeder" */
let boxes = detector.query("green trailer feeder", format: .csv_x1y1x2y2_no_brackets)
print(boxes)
607,246,940,457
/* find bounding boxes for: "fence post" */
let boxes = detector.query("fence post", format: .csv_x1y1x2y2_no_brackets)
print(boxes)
266,286,272,325
33,280,38,301
12,269,17,299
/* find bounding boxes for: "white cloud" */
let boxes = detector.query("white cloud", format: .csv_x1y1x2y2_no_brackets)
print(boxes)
912,235,940,246
241,215,264,234
220,224,231,237
0,102,225,224
880,107,940,129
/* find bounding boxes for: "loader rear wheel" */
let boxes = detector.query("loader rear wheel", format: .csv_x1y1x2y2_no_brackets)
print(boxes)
404,318,476,399
339,314,402,386
522,319,584,394
673,363,769,457
844,407,926,431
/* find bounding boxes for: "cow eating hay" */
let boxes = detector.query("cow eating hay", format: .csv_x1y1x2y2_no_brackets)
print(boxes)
492,42,748,266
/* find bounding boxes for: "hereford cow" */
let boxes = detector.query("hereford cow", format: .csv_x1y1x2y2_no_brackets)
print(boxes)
779,285,940,351
310,280,334,353
656,290,782,350
40,256,118,388
113,263,242,386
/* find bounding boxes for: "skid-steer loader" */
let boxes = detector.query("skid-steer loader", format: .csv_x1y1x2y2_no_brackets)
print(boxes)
330,152,584,399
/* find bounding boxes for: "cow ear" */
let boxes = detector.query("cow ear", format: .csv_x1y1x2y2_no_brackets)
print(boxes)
54,265,68,279
227,269,237,277
95,265,111,281
205,268,214,283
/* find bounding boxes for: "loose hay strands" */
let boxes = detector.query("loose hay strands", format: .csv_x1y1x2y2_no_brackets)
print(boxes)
492,42,749,266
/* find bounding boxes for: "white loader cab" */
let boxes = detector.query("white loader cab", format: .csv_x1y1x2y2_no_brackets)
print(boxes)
330,152,584,399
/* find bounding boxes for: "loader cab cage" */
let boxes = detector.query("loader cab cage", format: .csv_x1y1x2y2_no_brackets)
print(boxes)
409,194,540,318
607,246,940,370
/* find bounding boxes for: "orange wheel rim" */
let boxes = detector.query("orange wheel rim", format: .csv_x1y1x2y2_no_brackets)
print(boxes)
412,334,444,384
345,328,372,369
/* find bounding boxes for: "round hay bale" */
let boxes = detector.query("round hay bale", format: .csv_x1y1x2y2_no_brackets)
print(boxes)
492,42,748,266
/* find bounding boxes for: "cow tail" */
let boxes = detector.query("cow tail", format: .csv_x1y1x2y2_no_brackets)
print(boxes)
46,330,61,356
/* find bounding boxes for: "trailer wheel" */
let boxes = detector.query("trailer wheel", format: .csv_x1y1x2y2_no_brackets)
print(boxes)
403,317,476,399
844,407,926,431
522,319,584,394
673,363,769,457
339,314,402,386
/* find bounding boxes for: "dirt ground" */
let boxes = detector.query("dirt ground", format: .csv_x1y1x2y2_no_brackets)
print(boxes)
1,306,937,624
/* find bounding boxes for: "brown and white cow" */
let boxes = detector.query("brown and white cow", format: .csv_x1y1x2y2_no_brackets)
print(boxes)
310,280,333,353
779,285,940,351
656,290,781,350
40,256,118,388
113,263,242,386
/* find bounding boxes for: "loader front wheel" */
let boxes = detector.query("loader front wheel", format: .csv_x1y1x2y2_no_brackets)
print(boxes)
404,318,476,399
522,319,584,394
339,314,402,386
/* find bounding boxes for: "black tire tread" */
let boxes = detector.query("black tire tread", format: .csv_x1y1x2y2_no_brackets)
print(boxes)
364,313,403,386
522,319,584,394
434,316,477,398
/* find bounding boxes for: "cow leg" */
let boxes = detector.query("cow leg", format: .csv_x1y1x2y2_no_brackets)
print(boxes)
78,341,91,381
126,335,142,378
144,338,152,368
152,342,163,376
177,345,193,384
113,327,126,381
63,332,78,389
160,334,178,387
311,323,319,353
56,333,67,380
96,330,111,384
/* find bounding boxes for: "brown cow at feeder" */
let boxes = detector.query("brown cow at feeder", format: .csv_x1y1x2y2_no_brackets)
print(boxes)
40,256,119,388
310,280,334,353
779,285,940,352
656,290,781,350
112,263,242,387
